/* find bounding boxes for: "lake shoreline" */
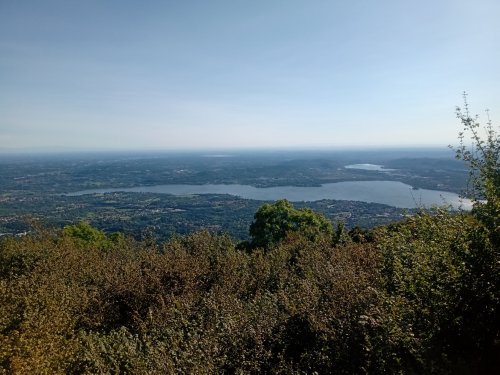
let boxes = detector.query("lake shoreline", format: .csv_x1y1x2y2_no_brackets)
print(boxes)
66,180,472,210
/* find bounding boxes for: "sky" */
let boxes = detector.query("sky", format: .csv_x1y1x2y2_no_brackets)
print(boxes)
1,0,499,152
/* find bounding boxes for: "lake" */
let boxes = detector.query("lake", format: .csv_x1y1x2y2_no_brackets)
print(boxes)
67,180,472,210
344,164,393,171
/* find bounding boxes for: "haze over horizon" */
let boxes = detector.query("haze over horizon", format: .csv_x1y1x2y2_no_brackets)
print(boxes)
1,0,499,153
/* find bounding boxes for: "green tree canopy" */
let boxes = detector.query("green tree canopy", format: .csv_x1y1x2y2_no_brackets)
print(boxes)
249,199,333,249
62,221,124,250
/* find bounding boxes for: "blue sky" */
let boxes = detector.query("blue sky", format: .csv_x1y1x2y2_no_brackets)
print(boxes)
1,0,499,152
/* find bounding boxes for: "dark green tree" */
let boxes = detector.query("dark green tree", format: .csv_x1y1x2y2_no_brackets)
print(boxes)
249,199,333,249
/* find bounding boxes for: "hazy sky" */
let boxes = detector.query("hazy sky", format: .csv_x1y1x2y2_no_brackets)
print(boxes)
1,0,499,152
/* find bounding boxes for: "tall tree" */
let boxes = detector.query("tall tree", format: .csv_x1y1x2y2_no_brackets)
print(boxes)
249,199,333,249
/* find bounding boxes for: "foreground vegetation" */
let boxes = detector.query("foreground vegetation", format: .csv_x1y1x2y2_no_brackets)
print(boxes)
0,205,498,374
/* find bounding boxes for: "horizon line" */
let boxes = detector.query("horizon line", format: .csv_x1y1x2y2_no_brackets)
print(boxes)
0,145,457,157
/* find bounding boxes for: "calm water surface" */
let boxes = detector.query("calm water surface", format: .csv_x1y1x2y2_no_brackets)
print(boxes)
344,164,393,171
67,181,471,210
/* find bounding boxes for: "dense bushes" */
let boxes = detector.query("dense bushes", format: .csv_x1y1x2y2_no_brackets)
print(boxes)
0,227,373,373
376,211,498,373
0,208,498,373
